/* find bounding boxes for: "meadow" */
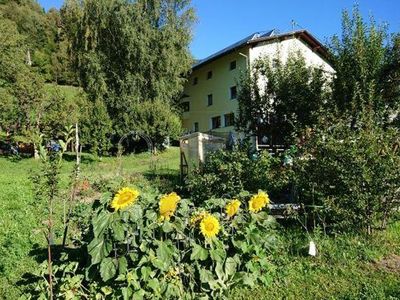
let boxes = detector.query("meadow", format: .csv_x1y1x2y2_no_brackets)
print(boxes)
0,148,399,299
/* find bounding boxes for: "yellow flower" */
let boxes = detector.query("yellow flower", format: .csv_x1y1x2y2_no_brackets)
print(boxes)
225,199,241,217
111,187,139,211
249,191,270,213
159,192,181,221
200,215,220,239
190,211,209,226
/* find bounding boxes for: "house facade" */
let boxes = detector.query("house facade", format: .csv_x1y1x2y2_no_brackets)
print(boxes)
181,29,334,137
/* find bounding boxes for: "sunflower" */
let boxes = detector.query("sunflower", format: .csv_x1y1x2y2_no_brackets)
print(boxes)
248,191,270,213
200,215,220,239
111,187,140,211
225,199,241,218
159,192,181,221
190,211,209,226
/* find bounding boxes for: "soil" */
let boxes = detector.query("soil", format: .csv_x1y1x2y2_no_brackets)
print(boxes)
375,254,400,273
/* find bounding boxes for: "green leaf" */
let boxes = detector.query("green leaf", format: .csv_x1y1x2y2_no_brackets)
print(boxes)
156,241,172,263
151,258,167,271
162,221,173,233
140,266,152,281
132,290,145,300
87,238,112,265
242,273,256,287
129,205,143,222
145,210,157,222
122,287,132,300
190,243,209,261
100,258,117,282
215,262,225,281
147,278,160,292
100,192,112,205
225,257,237,277
92,211,112,238
111,221,125,241
118,256,128,275
210,247,226,263
199,268,214,283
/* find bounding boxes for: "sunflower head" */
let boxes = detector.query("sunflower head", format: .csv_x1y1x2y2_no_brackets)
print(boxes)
190,211,209,226
200,215,220,239
249,191,270,213
111,187,140,211
225,199,241,218
159,192,181,221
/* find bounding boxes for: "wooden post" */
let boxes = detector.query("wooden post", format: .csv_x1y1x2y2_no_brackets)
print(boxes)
75,123,80,173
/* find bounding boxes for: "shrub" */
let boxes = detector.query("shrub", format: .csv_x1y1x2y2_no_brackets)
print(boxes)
294,118,400,233
185,147,290,203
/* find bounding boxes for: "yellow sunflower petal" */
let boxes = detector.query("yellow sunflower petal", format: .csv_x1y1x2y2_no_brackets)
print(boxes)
200,215,220,238
225,199,241,217
159,192,181,220
248,191,270,213
111,187,140,211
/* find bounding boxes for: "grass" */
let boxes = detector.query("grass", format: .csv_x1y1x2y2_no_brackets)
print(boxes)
1,146,399,299
230,222,400,299
0,147,180,299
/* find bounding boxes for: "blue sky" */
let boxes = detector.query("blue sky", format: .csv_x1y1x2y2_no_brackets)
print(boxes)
39,0,400,59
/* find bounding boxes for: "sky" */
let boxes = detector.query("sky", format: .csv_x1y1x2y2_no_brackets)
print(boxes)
39,0,400,59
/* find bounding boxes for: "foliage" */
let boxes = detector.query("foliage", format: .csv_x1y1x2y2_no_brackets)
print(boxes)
0,147,180,298
0,16,84,150
62,0,194,144
41,85,89,139
293,114,400,233
80,99,113,156
30,188,279,299
0,0,76,84
185,146,290,204
236,52,330,145
129,100,183,149
330,6,399,126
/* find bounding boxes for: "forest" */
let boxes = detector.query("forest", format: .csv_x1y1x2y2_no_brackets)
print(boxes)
0,0,194,156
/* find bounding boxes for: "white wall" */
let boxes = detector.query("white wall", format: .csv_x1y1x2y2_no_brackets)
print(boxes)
249,37,335,74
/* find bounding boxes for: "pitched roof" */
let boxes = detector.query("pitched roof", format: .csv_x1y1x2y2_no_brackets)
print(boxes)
192,29,330,70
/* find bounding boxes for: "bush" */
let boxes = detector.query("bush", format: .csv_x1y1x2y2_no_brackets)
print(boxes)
294,118,400,233
185,147,290,204
30,188,280,299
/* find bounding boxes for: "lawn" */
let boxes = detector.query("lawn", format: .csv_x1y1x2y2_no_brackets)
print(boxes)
229,223,400,299
0,147,399,299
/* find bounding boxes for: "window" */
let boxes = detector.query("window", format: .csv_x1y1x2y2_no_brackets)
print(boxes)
230,86,237,99
181,101,190,112
224,113,235,127
207,71,213,79
207,94,213,106
211,116,221,129
194,122,199,132
229,60,236,70
193,77,198,85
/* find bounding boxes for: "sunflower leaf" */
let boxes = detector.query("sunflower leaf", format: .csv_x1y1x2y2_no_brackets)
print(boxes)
190,243,208,261
92,211,112,238
100,258,117,282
